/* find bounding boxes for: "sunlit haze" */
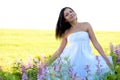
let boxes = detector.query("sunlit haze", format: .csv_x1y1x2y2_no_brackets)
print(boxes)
0,0,120,31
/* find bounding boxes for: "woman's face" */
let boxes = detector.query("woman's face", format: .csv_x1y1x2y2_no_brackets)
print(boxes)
64,8,77,23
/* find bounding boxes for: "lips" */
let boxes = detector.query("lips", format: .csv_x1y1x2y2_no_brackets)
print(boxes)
70,15,75,19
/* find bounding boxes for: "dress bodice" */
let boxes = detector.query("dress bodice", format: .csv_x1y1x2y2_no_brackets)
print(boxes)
67,31,90,44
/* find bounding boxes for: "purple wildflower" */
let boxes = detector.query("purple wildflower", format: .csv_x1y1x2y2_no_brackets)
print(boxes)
81,77,87,80
116,57,120,63
111,44,120,56
37,65,48,80
22,73,28,80
110,43,114,52
114,49,119,56
21,64,26,73
118,44,120,49
84,64,90,73
68,64,73,76
67,62,79,80
37,67,43,80
96,56,102,73
21,65,28,80
117,44,120,55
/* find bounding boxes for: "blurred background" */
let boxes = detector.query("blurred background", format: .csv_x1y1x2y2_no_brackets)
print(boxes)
0,0,120,31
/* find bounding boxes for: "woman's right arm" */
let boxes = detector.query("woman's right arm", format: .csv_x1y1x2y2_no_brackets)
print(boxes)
45,37,67,66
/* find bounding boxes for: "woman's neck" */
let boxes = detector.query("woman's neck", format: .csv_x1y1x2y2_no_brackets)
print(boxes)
70,21,78,28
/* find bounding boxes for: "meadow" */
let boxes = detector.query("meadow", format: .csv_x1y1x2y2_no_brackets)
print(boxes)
0,28,120,72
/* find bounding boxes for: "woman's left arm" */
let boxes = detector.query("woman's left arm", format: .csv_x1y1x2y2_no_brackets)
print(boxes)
86,22,112,67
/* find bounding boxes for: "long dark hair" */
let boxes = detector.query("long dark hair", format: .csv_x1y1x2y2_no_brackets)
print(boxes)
55,7,75,39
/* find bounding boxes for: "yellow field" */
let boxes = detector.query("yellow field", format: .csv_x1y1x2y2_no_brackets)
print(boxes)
0,28,120,71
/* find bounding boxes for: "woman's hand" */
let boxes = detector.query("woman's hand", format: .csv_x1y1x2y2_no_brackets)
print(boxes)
106,58,114,70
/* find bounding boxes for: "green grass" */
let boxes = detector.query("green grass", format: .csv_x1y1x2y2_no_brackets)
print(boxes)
0,28,120,71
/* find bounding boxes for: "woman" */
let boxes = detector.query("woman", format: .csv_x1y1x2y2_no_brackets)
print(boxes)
43,7,113,79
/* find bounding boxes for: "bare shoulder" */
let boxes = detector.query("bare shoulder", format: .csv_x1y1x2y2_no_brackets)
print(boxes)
63,29,70,38
80,22,91,27
83,22,94,33
81,22,91,26
79,22,92,31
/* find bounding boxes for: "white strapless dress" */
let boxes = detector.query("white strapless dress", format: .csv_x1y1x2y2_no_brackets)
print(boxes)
57,31,113,80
